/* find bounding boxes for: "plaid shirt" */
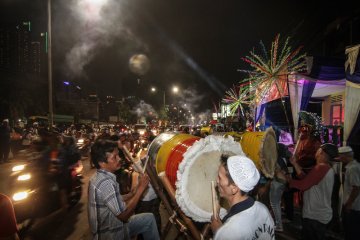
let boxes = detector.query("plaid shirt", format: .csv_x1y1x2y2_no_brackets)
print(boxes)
88,169,128,240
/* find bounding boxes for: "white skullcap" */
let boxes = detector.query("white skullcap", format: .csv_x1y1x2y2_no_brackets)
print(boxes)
338,146,353,154
227,155,260,192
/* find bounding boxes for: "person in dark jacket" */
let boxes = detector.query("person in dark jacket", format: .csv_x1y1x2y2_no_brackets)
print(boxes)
0,119,11,163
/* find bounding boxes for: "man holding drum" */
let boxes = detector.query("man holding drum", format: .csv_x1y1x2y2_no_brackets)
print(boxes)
211,155,275,240
88,140,159,240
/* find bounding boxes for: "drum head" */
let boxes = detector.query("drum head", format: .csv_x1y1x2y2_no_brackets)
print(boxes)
239,127,277,178
186,150,221,213
259,127,277,178
176,135,245,222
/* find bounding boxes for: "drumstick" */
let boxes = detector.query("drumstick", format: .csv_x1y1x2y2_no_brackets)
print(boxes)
142,155,149,175
122,145,144,173
136,148,150,175
159,172,203,240
211,181,219,220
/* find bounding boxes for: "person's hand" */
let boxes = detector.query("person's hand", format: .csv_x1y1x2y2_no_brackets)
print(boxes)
138,149,148,160
210,215,222,234
137,173,150,192
285,174,292,183
117,140,124,149
276,170,287,182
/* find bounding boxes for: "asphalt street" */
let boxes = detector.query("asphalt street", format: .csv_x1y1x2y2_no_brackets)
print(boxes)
0,154,344,240
0,156,94,240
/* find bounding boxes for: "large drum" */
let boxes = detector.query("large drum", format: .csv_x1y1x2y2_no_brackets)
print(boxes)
225,127,278,178
148,133,245,222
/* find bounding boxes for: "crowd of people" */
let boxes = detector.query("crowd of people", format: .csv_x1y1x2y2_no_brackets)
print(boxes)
0,115,359,240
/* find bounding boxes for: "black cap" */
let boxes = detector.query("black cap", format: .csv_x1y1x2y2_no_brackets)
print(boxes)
320,143,338,159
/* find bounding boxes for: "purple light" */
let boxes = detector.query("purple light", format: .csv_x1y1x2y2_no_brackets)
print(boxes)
63,81,70,85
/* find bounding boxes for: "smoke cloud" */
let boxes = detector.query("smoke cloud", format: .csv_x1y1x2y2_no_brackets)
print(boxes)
57,0,146,79
132,100,158,121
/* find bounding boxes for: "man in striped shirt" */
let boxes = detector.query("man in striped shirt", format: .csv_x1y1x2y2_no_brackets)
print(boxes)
88,140,159,240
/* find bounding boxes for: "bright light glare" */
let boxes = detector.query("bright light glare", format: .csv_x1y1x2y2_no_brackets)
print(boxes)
13,191,29,201
77,139,84,144
79,0,109,21
83,0,108,7
172,86,179,93
151,87,156,92
12,165,25,172
17,174,31,181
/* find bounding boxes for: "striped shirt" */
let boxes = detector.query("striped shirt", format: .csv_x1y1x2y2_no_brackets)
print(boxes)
88,169,128,240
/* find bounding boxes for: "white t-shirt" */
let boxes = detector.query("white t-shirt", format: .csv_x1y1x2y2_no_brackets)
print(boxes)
214,201,275,240
141,183,157,201
302,167,334,224
344,160,360,211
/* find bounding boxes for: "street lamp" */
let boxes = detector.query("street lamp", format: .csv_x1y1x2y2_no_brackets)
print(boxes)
150,86,179,110
172,86,179,94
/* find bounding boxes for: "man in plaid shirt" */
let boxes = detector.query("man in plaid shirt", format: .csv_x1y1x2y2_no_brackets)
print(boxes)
88,140,159,240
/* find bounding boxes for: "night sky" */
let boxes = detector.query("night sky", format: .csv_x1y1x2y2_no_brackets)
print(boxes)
0,0,358,112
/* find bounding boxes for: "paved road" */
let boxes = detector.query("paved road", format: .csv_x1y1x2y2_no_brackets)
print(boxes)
0,156,94,240
1,155,344,240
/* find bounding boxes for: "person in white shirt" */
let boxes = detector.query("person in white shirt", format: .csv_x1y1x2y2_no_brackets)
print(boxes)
211,155,275,240
338,146,360,240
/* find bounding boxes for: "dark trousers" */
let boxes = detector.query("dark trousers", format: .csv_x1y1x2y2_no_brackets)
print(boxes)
343,210,360,240
302,218,327,240
283,189,294,220
135,198,161,234
0,142,10,162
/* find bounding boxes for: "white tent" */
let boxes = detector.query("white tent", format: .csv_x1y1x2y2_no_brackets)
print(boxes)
288,45,360,142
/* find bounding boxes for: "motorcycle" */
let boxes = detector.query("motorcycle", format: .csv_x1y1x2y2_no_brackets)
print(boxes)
76,134,92,158
9,158,83,234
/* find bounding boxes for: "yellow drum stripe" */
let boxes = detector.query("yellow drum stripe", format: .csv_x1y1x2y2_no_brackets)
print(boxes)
155,134,194,173
240,132,265,170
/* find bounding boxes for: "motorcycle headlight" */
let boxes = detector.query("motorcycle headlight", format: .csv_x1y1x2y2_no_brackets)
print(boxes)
139,130,145,135
13,191,29,201
17,173,31,181
77,138,84,144
12,164,25,172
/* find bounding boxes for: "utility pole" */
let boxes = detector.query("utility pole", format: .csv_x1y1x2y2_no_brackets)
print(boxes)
47,0,54,129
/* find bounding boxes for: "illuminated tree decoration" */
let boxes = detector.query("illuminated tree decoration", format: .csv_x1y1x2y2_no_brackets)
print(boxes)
240,34,307,105
222,84,253,116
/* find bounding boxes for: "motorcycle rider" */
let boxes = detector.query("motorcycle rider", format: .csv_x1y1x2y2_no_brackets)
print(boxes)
0,119,11,163
58,135,81,209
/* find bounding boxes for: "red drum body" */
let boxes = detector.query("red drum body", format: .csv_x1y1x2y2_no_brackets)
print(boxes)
148,133,244,222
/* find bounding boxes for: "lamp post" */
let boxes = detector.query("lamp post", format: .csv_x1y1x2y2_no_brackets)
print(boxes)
151,86,179,110
47,0,54,129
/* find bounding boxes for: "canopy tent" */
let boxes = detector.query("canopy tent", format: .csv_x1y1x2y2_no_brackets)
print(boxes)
344,44,360,146
288,75,346,139
287,45,360,144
